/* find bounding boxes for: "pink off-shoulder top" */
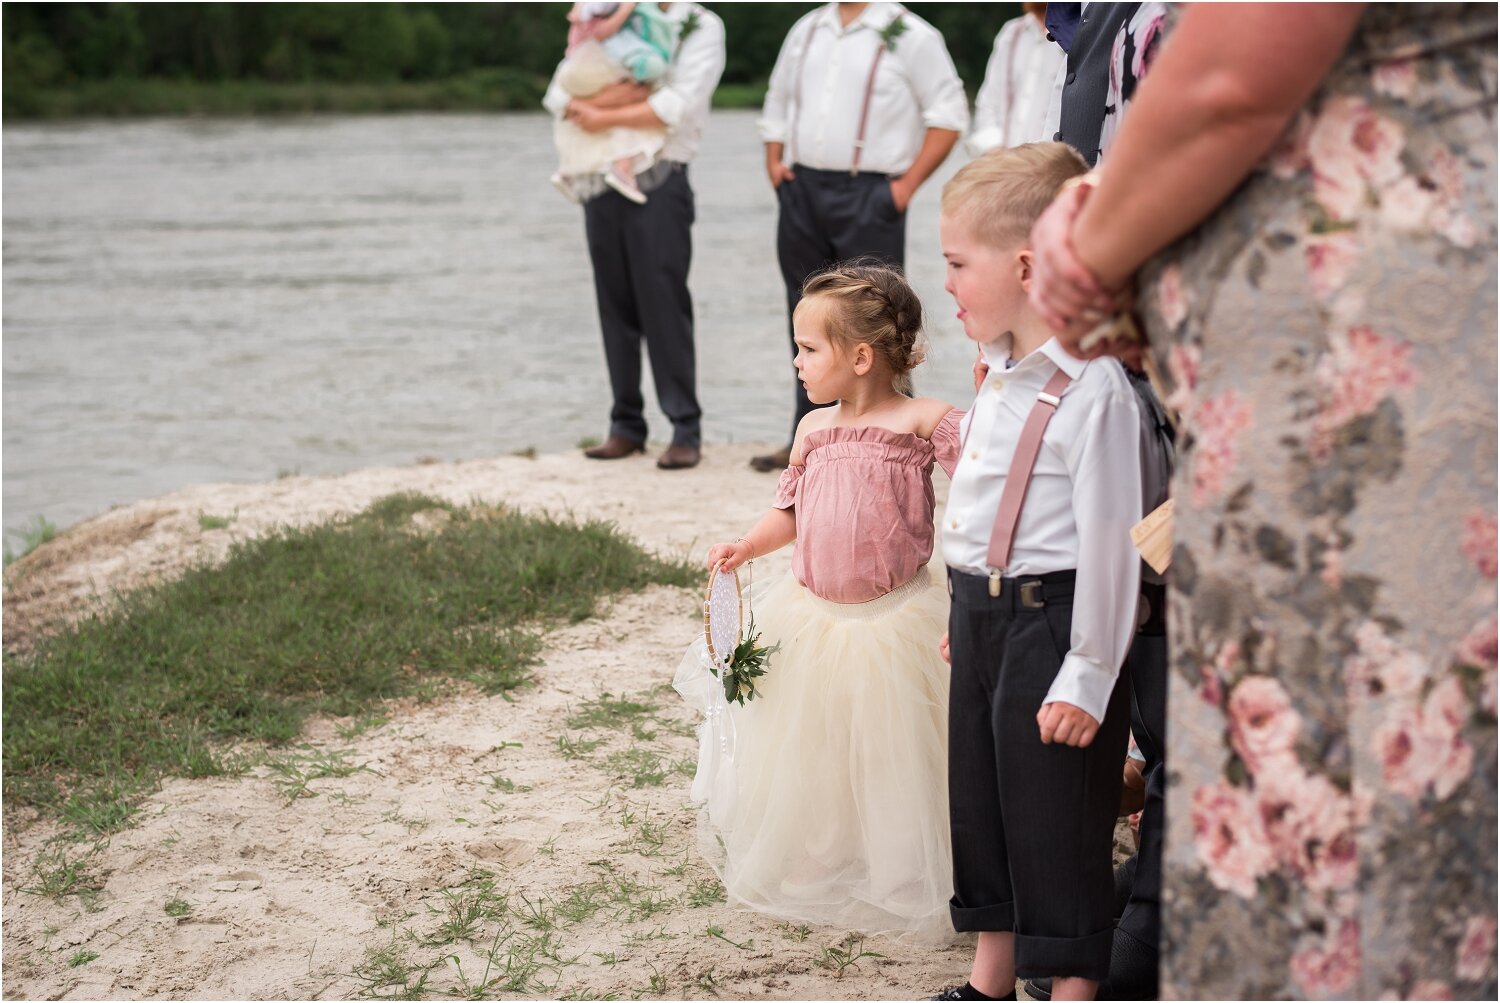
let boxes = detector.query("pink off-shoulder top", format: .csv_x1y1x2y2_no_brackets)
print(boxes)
772,409,964,604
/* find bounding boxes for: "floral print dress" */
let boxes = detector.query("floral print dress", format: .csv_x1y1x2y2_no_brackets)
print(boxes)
1122,5,1497,999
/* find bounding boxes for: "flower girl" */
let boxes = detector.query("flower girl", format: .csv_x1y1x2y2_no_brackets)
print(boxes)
676,262,962,937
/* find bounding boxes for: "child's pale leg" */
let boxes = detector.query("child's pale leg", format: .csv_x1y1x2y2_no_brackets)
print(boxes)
1051,976,1099,1000
969,931,1015,998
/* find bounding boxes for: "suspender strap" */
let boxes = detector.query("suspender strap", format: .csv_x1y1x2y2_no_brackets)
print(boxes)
851,28,891,176
987,368,1074,580
787,18,819,167
1001,21,1025,136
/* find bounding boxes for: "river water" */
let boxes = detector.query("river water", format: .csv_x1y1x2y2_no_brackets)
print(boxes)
3,110,975,533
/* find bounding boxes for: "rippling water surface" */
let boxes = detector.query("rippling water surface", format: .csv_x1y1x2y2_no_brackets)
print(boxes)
3,110,974,531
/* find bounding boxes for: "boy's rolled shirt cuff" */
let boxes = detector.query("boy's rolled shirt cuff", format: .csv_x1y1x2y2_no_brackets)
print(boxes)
1042,654,1118,725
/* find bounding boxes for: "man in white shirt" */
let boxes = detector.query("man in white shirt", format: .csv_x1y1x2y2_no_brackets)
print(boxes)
968,3,1067,155
750,1,968,471
542,2,725,470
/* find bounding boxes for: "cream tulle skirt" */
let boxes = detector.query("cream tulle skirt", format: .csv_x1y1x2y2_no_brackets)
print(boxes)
674,566,956,940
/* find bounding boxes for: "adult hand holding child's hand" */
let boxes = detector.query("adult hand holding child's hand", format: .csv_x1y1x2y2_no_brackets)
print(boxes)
1029,179,1121,351
1037,701,1101,748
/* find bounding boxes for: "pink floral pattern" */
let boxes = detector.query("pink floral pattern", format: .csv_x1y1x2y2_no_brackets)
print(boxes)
1188,390,1251,505
1191,779,1273,898
1309,325,1420,458
1135,5,1497,999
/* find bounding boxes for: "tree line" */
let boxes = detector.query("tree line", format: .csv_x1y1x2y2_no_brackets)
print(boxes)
3,3,1021,117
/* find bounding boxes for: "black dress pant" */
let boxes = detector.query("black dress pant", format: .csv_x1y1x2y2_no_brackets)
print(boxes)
583,165,701,449
946,567,1132,983
774,166,907,441
1118,583,1166,960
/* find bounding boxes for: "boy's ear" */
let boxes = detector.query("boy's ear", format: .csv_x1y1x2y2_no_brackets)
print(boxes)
1016,248,1035,291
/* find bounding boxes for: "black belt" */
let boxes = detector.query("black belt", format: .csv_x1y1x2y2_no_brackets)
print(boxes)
947,567,1076,613
789,163,891,180
948,568,1166,636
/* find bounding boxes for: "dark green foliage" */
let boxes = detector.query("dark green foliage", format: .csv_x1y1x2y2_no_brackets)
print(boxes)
3,2,1020,118
2,493,696,827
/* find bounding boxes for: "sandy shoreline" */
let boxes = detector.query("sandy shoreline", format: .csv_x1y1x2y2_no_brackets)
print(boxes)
2,446,1001,1001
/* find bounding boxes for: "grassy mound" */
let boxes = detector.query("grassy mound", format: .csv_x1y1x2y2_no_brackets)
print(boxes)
2,493,696,833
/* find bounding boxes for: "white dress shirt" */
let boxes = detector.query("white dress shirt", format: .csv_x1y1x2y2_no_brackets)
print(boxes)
757,2,969,176
968,12,1067,155
543,2,726,165
943,335,1143,724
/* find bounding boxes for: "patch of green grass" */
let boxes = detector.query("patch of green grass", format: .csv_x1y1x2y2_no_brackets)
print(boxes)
4,514,57,566
264,747,369,801
603,747,668,789
711,82,767,109
566,692,658,732
164,897,193,917
816,934,884,979
555,734,604,760
351,938,435,1000
22,842,103,901
684,877,725,909
197,512,235,531
511,446,539,460
3,494,696,829
575,436,602,451
67,949,99,968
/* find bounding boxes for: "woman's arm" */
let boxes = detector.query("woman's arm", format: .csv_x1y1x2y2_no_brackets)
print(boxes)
1070,3,1365,290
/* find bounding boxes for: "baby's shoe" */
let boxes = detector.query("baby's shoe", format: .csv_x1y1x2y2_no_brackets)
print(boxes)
550,172,581,205
604,164,647,205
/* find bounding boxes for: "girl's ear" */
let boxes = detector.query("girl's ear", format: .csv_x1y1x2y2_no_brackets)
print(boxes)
1016,248,1034,291
852,342,874,375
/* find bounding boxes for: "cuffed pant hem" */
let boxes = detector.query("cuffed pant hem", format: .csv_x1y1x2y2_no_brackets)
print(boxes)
1014,927,1114,982
948,899,1014,933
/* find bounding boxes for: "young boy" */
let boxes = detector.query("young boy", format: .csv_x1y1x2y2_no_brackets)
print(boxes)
933,143,1143,1002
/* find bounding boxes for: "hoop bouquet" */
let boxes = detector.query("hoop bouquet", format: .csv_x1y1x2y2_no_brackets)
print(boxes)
703,564,779,706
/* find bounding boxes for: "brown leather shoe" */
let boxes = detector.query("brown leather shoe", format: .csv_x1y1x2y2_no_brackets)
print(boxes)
656,443,700,469
583,434,645,460
748,445,792,472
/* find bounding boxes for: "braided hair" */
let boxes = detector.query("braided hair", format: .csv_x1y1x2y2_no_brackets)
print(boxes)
798,260,928,395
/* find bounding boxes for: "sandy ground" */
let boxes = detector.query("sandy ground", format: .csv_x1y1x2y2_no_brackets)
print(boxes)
2,446,1013,1001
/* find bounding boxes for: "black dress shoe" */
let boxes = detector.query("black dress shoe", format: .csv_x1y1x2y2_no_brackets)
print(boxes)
748,445,792,472
656,443,700,469
928,985,1016,1001
583,434,645,460
1022,977,1051,1001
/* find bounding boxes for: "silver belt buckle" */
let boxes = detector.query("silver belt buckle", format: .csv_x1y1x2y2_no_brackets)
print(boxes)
1019,581,1046,609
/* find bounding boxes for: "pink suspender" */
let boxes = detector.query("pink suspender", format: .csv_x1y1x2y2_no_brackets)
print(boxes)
788,14,903,176
852,17,899,176
984,367,1074,595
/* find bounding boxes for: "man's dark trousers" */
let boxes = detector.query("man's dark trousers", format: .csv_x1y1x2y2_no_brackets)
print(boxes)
583,166,702,450
1117,591,1166,993
775,167,906,438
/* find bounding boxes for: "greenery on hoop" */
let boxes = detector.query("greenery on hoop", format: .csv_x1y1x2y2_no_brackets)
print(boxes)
710,614,779,707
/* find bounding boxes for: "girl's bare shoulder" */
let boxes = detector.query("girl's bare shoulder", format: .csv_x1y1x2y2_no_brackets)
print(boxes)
904,396,960,439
